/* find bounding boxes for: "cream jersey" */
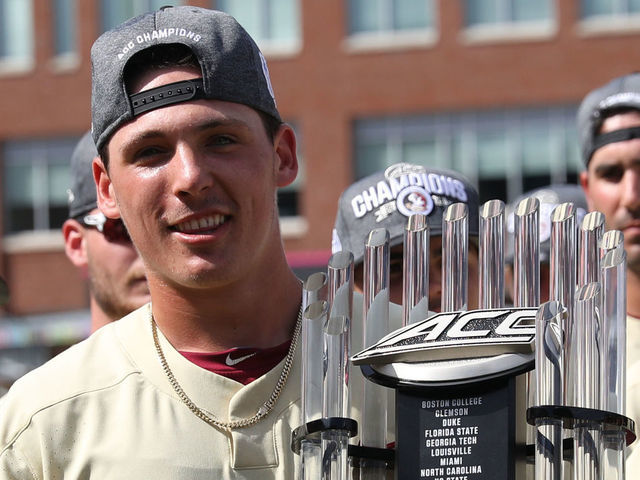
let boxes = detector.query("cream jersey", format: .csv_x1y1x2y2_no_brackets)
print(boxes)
626,359,640,475
0,304,302,479
628,314,640,380
626,315,640,464
608,314,640,475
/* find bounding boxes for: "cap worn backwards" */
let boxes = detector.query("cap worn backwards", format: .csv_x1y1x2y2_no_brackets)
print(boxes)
505,184,588,264
67,131,99,219
90,6,280,152
577,72,640,166
331,163,480,265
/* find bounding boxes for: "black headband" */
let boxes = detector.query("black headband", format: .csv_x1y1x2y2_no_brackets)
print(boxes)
590,126,640,161
129,78,205,116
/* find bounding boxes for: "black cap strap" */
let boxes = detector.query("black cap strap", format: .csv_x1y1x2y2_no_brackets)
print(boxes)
129,78,205,116
591,126,640,159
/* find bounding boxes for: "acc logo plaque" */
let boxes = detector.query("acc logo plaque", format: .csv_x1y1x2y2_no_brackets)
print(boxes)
352,307,538,386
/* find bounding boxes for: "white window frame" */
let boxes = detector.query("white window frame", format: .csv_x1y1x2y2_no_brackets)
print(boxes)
0,0,34,75
578,0,640,35
345,0,438,53
461,0,556,45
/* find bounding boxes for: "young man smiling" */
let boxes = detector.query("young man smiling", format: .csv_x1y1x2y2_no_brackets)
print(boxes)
0,7,303,478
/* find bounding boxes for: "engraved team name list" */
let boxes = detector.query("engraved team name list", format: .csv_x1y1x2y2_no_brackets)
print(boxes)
396,381,512,480
421,397,482,479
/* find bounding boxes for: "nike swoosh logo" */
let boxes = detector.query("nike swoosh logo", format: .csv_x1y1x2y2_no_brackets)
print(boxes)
225,352,257,366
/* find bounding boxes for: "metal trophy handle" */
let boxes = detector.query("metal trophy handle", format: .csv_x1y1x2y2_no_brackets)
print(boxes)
292,236,397,479
293,255,358,480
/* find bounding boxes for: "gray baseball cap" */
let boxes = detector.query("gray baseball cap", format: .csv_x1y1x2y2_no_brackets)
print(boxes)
505,184,588,264
331,163,480,265
90,6,280,152
67,131,99,219
577,72,640,166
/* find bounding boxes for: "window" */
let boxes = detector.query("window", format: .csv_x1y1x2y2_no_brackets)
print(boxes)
101,0,182,32
216,0,301,54
53,0,76,57
0,0,34,70
354,106,582,205
348,0,434,34
579,0,640,34
463,0,554,41
582,0,640,18
3,138,78,234
465,0,552,26
346,0,436,49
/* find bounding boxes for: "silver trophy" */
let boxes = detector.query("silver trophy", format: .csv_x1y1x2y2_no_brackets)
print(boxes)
294,193,635,480
295,254,358,480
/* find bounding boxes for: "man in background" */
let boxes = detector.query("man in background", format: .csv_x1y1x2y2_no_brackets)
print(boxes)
331,162,481,458
332,162,481,314
577,72,640,468
62,131,150,332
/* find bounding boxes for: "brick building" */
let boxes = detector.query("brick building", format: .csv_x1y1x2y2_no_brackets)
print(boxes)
1,0,640,386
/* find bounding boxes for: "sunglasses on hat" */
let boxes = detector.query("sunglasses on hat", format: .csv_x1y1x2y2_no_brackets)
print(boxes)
80,212,131,244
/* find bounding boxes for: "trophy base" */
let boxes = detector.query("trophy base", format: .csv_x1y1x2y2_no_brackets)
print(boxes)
290,417,395,471
527,405,637,446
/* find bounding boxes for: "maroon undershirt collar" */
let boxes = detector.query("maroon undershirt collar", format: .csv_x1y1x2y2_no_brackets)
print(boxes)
179,339,292,385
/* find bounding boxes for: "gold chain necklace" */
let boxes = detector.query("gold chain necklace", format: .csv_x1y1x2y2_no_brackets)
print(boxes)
150,304,302,432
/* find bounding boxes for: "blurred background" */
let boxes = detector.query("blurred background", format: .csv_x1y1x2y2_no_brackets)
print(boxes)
1,0,640,392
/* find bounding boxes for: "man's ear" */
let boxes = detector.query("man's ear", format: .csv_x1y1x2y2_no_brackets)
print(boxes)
273,124,298,188
579,170,596,211
93,156,120,218
62,219,89,274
